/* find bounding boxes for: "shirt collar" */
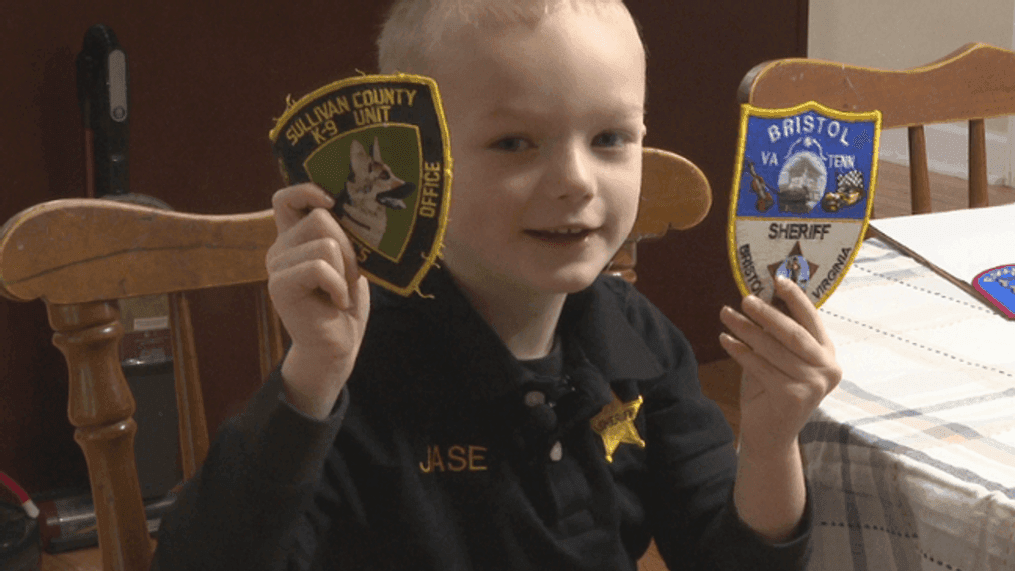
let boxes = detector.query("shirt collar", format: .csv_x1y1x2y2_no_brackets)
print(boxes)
371,266,666,407
560,278,667,383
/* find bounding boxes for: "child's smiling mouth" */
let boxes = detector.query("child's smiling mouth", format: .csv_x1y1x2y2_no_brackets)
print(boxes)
524,226,596,244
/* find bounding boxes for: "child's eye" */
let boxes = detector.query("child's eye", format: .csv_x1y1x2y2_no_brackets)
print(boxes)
592,131,629,148
491,137,534,152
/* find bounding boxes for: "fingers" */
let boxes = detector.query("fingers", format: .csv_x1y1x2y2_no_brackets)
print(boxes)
721,278,842,450
718,330,787,382
719,307,809,383
719,277,842,393
267,184,363,311
272,184,335,234
267,237,351,306
270,254,353,309
772,276,833,348
349,267,371,323
267,214,360,280
720,300,822,372
266,236,343,275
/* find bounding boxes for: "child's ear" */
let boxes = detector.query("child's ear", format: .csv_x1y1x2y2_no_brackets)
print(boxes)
371,137,382,162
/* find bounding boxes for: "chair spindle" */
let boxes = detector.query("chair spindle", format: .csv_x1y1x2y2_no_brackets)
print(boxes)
969,118,989,208
49,301,152,571
168,292,208,480
908,125,933,214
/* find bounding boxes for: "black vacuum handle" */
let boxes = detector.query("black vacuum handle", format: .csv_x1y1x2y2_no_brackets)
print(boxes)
77,24,129,197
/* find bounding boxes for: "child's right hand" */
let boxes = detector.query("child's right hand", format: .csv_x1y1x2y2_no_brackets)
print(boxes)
266,184,371,419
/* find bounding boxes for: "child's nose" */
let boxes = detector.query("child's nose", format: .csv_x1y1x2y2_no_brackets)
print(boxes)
548,141,595,202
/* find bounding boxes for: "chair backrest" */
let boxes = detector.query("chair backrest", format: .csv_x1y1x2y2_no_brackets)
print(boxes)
738,42,1015,214
0,147,709,571
0,203,283,571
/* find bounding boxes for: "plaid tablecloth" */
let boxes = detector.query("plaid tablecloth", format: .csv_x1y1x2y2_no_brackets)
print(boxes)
803,238,1015,571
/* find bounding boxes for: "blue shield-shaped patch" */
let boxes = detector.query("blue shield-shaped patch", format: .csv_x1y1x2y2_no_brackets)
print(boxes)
727,102,881,306
973,264,1015,319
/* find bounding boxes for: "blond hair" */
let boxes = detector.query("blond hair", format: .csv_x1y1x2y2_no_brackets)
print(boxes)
377,0,631,75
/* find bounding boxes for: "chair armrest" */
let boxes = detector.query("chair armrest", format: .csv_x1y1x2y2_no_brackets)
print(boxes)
634,148,712,239
2,147,709,304
0,199,276,305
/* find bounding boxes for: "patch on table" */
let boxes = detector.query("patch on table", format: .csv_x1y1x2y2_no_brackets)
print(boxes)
269,74,452,297
973,264,1015,319
727,101,881,307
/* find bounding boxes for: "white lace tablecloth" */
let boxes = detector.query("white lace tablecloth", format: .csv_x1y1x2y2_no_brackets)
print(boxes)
803,238,1015,571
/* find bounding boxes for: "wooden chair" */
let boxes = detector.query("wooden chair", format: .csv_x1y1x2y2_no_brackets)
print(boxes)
738,42,1015,214
0,147,710,571
0,205,284,571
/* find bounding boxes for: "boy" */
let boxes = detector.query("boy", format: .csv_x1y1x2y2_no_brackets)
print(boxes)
155,0,841,569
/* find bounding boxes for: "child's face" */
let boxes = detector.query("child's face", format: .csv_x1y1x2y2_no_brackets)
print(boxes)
432,5,646,298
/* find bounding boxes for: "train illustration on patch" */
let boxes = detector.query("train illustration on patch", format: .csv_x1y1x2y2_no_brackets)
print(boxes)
728,101,881,306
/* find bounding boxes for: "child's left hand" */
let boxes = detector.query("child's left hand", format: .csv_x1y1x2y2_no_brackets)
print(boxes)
719,276,842,453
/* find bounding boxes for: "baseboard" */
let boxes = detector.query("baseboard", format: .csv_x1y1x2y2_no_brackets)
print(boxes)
878,122,1012,186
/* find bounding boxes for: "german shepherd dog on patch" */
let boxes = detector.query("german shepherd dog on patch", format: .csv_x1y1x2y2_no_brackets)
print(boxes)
335,137,416,249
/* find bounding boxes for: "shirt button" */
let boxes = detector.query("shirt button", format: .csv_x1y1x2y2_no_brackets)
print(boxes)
524,391,546,407
549,441,563,462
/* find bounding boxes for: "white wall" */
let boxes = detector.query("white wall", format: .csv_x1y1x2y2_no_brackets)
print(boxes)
809,0,1015,184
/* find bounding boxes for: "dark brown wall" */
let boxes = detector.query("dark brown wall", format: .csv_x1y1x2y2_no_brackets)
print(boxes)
632,0,807,364
0,1,806,496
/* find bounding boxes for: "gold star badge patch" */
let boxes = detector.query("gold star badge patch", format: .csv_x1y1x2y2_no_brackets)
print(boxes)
590,393,646,463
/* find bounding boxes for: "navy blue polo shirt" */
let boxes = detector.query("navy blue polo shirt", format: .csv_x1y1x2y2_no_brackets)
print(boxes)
155,267,811,571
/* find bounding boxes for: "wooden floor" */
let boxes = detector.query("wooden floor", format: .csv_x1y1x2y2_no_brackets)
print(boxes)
871,160,1015,218
43,160,1015,571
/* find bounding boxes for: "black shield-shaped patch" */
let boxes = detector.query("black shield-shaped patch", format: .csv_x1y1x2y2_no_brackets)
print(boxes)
728,101,881,306
270,74,452,296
